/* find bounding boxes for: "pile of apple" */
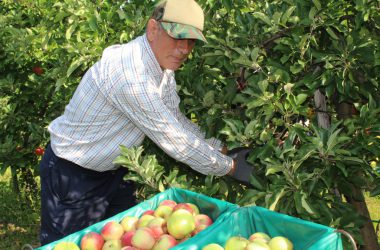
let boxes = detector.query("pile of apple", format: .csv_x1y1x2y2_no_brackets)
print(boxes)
202,232,294,250
53,199,214,250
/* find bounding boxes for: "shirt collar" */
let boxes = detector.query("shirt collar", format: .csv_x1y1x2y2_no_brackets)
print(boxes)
142,33,163,77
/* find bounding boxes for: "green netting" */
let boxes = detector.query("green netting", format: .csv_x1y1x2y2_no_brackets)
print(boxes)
178,206,343,250
36,187,238,250
36,188,343,250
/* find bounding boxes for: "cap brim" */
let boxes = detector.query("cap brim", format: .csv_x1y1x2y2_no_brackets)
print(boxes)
160,22,207,43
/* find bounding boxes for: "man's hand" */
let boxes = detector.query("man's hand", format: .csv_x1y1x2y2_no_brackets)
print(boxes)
227,147,253,185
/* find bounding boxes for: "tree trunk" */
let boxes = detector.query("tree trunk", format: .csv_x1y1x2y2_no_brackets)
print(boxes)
10,166,20,194
314,89,330,129
314,91,379,249
335,102,379,250
349,188,380,250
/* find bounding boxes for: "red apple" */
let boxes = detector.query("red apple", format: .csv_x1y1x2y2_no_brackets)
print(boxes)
32,65,44,75
131,227,156,250
154,205,173,220
152,234,177,250
121,247,138,250
249,232,271,244
201,243,224,250
53,242,80,250
173,203,194,214
167,209,195,239
101,221,124,241
159,200,177,208
80,232,104,250
186,203,200,215
137,214,155,228
193,214,213,234
102,240,122,250
121,230,136,247
35,147,45,156
147,217,167,238
268,236,293,250
120,216,138,232
142,209,155,216
224,236,249,250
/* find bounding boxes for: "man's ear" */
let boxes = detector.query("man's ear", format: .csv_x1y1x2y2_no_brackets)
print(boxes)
147,19,159,42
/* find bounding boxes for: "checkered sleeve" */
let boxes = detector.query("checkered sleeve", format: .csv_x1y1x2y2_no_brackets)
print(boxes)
174,110,223,150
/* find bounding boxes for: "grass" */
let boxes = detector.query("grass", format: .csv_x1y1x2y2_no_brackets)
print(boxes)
366,194,380,238
1,169,380,249
0,169,41,250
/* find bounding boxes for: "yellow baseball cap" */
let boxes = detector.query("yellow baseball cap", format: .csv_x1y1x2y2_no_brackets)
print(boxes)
153,0,207,42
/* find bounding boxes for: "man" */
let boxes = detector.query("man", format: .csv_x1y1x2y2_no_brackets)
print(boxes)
39,0,253,245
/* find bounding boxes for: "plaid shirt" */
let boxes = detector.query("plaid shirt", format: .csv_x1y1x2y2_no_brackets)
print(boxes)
48,34,233,176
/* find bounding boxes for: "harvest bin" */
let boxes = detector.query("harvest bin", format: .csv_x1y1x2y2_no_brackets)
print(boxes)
35,187,238,250
186,206,344,250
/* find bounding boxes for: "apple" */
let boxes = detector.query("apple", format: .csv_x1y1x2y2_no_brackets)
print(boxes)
152,234,177,250
131,227,156,250
193,214,213,234
101,221,124,241
248,232,271,244
137,214,156,228
102,240,122,250
246,241,271,250
202,243,224,250
32,65,44,75
121,230,136,247
120,216,138,232
167,209,196,239
159,200,177,208
147,217,167,238
53,242,80,250
173,203,194,214
81,232,104,250
224,236,249,250
268,236,293,250
142,209,155,216
154,205,173,220
35,147,45,156
121,247,138,250
186,203,200,215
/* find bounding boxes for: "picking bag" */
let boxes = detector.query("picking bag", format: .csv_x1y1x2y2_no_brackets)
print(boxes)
35,187,238,250
184,206,343,250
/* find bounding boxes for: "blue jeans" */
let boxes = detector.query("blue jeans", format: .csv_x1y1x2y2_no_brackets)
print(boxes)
39,143,136,245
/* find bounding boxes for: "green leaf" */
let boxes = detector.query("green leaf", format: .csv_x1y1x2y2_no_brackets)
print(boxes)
370,185,380,197
326,27,339,40
308,7,317,20
66,24,77,40
249,175,265,191
88,15,98,31
281,6,296,25
250,47,260,63
67,57,85,77
269,188,286,211
252,12,272,26
232,57,254,68
266,165,283,175
312,0,321,10
336,162,348,177
296,93,308,105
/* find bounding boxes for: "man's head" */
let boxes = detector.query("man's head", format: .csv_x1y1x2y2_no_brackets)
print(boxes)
146,0,206,70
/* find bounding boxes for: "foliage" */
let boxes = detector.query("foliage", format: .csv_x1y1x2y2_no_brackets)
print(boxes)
0,0,154,204
113,145,245,202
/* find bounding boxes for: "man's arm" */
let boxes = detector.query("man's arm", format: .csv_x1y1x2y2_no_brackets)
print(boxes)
110,76,233,176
